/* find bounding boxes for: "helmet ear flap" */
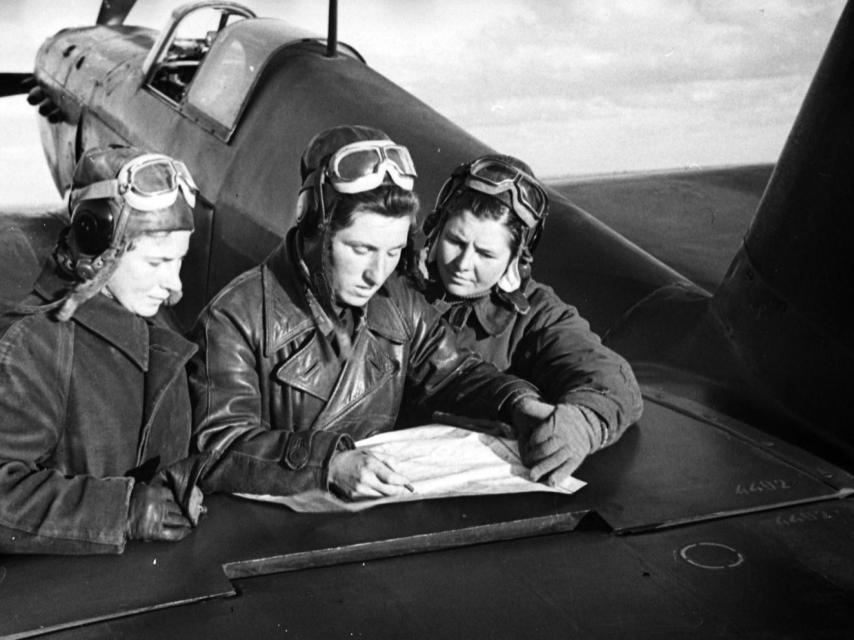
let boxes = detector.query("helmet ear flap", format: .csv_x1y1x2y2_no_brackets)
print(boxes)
71,199,117,255
296,167,336,236
67,198,123,280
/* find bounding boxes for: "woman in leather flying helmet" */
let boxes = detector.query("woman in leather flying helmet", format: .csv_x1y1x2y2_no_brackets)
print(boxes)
415,154,643,484
0,146,205,554
189,125,570,500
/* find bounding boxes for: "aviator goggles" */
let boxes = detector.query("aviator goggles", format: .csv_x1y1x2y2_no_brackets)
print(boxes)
325,140,417,194
461,157,548,230
70,153,197,212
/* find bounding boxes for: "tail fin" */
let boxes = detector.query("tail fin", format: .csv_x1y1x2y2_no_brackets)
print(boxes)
712,0,853,447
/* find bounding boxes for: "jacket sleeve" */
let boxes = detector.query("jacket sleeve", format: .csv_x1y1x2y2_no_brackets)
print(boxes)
188,282,351,496
402,284,541,422
0,315,133,555
510,283,643,448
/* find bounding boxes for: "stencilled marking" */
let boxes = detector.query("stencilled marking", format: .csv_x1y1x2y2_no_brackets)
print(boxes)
735,478,792,495
679,542,745,570
775,508,837,526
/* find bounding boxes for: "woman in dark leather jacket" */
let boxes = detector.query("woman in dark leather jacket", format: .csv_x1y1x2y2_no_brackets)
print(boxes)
189,126,561,500
414,154,643,487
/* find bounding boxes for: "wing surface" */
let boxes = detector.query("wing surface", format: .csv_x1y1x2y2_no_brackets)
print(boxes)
0,209,67,305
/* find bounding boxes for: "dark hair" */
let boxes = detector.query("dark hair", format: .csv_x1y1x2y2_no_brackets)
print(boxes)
336,186,420,277
302,184,420,238
443,188,525,255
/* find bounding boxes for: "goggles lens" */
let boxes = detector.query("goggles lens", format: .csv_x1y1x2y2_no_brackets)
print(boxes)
328,140,416,194
131,162,172,193
464,158,547,228
120,155,197,210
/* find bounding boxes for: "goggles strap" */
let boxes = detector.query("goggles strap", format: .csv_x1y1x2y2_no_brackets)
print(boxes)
111,202,132,251
177,179,197,209
70,180,120,208
170,159,198,209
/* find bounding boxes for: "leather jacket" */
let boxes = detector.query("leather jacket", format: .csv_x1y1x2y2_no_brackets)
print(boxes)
189,230,539,496
0,264,196,554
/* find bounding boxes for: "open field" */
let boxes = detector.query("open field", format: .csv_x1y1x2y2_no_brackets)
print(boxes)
549,164,774,291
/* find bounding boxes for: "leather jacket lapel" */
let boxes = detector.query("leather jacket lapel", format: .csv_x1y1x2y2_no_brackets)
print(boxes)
273,332,336,401
310,328,398,429
310,287,409,428
263,245,315,357
262,241,407,429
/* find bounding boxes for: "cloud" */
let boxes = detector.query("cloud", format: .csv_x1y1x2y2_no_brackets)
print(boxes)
417,0,839,105
367,0,842,175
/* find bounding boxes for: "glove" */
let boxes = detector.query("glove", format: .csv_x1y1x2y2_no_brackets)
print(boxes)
151,453,211,526
126,483,193,542
519,403,600,488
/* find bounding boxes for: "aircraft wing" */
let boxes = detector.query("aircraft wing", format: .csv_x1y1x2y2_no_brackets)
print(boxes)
1,393,852,639
0,208,67,306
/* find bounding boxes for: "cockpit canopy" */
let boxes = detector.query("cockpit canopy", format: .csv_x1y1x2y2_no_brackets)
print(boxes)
143,2,363,141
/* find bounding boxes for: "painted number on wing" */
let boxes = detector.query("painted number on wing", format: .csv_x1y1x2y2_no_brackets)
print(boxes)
775,509,836,526
735,479,791,495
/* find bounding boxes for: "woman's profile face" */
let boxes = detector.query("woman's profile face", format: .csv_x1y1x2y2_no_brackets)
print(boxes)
105,230,191,317
435,208,514,298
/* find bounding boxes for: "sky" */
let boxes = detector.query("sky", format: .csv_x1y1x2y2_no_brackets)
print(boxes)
0,0,845,207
